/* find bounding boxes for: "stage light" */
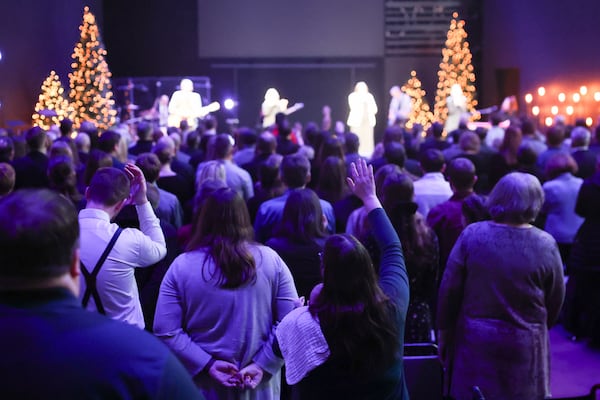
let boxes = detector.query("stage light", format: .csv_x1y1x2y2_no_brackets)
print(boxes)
558,93,566,102
525,93,533,104
545,117,553,127
566,106,574,115
223,98,235,110
551,106,558,115
580,86,588,95
538,87,546,96
573,93,581,103
595,92,600,102
586,117,593,127
532,106,540,116
0,50,3,61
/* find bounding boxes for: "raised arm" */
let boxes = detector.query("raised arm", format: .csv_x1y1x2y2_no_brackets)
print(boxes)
347,160,408,308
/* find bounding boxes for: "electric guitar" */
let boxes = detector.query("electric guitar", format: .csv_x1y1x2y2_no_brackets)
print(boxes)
168,101,221,127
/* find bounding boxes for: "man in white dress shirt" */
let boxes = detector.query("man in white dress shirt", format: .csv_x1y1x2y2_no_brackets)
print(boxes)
79,164,166,329
413,149,453,218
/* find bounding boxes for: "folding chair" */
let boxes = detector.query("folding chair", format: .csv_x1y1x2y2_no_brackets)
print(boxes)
404,343,443,399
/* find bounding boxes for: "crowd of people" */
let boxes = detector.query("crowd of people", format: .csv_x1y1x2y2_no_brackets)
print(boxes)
1,106,599,399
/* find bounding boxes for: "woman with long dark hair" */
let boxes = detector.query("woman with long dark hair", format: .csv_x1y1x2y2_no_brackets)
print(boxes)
267,188,328,299
382,172,439,343
154,188,298,399
276,159,409,399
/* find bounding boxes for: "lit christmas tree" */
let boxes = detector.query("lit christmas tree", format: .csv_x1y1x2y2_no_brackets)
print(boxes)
402,70,434,131
32,71,74,130
434,12,478,123
68,6,117,130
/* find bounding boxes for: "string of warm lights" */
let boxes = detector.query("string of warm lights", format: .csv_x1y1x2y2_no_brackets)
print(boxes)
68,6,117,130
31,71,74,130
402,70,434,131
434,12,478,123
524,85,600,128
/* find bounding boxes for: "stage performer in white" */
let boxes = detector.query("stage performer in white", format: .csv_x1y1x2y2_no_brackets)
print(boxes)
168,78,203,128
388,85,412,127
261,88,288,128
347,81,377,158
444,83,468,134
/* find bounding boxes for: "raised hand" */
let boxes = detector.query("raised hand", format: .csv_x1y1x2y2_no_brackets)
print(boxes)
208,360,242,388
346,159,381,212
239,363,264,390
124,163,148,206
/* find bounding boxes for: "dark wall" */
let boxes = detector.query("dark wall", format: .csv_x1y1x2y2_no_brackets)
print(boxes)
0,0,100,127
2,0,600,129
480,0,600,108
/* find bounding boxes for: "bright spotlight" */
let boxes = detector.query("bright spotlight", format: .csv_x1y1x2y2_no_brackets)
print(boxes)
0,50,3,61
223,98,235,110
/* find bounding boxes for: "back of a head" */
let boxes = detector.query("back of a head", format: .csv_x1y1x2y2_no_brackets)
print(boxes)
188,187,255,288
375,164,402,198
383,126,404,145
50,140,73,160
0,163,16,196
345,132,360,154
197,160,226,186
258,154,283,188
570,126,591,148
429,122,444,139
26,126,47,151
382,172,414,208
0,189,78,284
213,133,234,160
153,136,175,164
383,142,406,168
521,119,535,136
500,126,522,153
318,136,345,164
256,131,277,155
48,156,76,193
0,136,14,160
75,132,91,152
135,152,161,183
546,126,565,147
59,118,73,137
87,167,130,206
545,152,578,180
447,157,476,191
320,234,378,305
136,122,153,141
459,131,481,153
84,149,113,186
236,128,257,147
192,179,228,220
317,156,347,203
487,172,543,224
517,145,537,166
281,153,311,189
97,130,121,154
192,188,252,243
280,188,325,242
419,148,445,173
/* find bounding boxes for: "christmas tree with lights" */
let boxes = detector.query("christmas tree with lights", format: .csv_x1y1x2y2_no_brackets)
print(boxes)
434,12,478,123
32,71,73,129
68,6,117,130
402,70,434,131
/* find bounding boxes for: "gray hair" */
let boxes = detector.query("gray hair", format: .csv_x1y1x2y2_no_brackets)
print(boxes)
570,126,591,148
487,172,544,224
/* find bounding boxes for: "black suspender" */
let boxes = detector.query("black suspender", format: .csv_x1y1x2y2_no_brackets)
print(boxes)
81,228,123,315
